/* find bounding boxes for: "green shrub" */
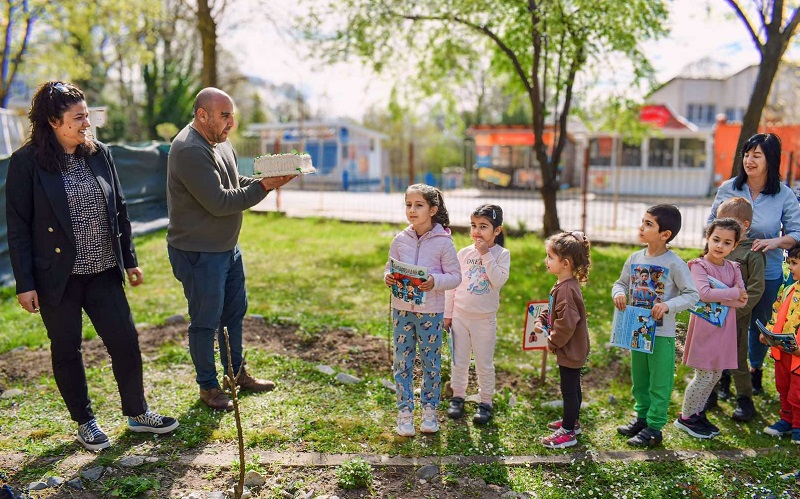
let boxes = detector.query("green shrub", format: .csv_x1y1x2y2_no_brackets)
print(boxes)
336,457,373,490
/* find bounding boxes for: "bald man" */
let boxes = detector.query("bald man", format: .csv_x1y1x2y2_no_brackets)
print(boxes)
166,87,295,410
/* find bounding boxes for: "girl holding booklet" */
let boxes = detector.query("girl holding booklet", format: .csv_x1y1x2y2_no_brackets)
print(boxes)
383,184,461,436
675,218,748,439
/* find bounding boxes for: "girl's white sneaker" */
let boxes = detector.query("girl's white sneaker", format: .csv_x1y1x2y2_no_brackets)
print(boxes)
397,408,415,437
420,404,439,433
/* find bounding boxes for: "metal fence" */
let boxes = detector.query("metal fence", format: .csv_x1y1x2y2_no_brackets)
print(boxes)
252,170,715,249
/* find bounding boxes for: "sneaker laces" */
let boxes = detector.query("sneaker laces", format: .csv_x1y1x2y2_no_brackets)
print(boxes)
398,410,413,426
79,420,105,441
422,405,437,423
131,410,164,426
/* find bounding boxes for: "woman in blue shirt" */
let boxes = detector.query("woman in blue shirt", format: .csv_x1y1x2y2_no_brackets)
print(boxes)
708,133,800,400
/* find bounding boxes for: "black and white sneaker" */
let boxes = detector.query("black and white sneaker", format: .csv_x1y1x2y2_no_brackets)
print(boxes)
674,413,713,439
128,410,179,434
77,419,110,451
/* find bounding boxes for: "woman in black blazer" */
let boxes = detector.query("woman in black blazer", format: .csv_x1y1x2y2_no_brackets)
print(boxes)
5,81,178,451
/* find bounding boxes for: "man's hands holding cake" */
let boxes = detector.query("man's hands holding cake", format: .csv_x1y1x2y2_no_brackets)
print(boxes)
260,174,296,191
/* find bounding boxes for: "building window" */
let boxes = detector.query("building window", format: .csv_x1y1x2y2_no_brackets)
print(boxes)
621,141,641,167
648,138,674,168
687,104,717,124
678,138,706,168
588,138,611,166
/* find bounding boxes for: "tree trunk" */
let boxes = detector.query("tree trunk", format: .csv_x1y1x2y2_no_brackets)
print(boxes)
197,0,217,88
729,45,784,178
540,183,560,236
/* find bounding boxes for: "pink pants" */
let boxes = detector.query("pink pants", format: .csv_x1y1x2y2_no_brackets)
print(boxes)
450,315,497,405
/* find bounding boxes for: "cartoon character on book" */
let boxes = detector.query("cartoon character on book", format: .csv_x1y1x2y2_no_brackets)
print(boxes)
631,328,641,349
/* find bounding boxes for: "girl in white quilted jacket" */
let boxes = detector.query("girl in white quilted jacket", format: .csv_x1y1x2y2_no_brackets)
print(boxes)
384,184,461,436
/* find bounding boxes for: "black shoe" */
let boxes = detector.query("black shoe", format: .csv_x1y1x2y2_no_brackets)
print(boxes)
473,403,493,425
446,397,465,419
699,412,720,436
751,369,764,396
704,390,718,412
616,417,647,437
732,396,756,422
626,427,663,447
715,370,732,400
674,413,714,439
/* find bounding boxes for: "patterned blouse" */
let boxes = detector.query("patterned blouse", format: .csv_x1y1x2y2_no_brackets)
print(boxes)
61,154,117,274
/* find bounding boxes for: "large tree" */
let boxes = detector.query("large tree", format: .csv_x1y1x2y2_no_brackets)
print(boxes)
0,0,44,106
303,0,668,235
726,0,800,177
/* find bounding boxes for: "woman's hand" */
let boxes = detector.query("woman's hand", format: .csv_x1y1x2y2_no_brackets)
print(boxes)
752,235,795,252
126,267,144,287
17,290,39,314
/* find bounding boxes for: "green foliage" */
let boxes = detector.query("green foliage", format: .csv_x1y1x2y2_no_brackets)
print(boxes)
102,476,160,498
231,454,266,474
336,457,373,490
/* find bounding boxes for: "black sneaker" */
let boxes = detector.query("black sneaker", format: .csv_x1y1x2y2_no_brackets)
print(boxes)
128,410,180,434
703,390,718,412
751,369,764,396
732,396,756,422
699,412,720,436
715,370,732,400
616,417,647,437
473,403,493,425
446,397,465,419
673,413,714,439
77,419,110,451
626,427,662,447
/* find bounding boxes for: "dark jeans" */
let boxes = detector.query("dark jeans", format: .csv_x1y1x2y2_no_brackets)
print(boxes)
748,277,782,370
559,366,583,431
168,245,248,390
40,267,146,424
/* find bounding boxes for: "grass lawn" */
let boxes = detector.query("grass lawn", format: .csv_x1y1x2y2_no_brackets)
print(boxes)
1,213,798,498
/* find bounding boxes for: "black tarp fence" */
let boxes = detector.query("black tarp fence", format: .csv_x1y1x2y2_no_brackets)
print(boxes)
0,142,170,287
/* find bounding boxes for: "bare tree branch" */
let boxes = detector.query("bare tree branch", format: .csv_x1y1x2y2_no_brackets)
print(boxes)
726,0,764,50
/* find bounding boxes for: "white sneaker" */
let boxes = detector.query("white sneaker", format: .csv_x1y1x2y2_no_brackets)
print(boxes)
396,408,415,437
420,404,439,434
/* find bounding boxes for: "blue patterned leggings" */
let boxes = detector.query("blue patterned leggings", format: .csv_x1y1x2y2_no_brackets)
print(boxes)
392,309,443,411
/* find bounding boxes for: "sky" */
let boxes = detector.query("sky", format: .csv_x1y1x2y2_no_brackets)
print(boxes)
225,0,768,121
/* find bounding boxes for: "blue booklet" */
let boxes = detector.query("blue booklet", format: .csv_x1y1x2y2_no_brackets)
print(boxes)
688,276,730,327
611,305,657,354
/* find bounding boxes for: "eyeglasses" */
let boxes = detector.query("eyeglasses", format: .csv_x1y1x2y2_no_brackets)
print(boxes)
48,82,69,97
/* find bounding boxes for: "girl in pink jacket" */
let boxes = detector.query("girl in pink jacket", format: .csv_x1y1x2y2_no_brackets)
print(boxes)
384,184,461,436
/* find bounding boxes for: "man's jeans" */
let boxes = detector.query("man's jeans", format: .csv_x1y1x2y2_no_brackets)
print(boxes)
168,245,248,390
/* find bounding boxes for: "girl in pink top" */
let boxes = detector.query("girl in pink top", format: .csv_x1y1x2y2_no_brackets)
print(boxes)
384,184,461,436
675,218,747,439
444,204,511,425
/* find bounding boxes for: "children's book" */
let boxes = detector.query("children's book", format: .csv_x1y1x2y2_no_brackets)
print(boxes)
627,263,669,326
755,319,799,353
389,258,429,305
522,300,549,350
611,305,657,354
688,276,730,327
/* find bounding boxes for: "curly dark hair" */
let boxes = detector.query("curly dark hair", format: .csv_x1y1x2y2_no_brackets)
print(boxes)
546,231,591,284
26,81,96,172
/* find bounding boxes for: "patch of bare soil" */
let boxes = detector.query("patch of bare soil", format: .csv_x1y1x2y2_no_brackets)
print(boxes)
0,317,540,498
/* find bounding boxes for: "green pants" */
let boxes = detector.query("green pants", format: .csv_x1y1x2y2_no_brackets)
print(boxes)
631,336,675,430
